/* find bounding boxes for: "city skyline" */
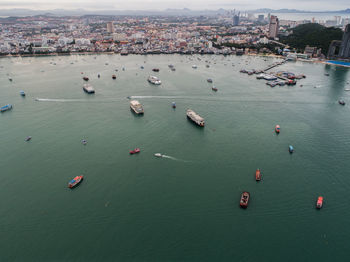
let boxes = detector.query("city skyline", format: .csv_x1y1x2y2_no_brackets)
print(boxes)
0,0,349,12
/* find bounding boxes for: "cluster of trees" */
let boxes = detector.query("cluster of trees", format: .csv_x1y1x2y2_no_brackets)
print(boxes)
280,23,343,55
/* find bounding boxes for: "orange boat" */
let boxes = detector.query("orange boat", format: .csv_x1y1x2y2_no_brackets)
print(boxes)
316,196,323,209
240,192,250,208
255,169,261,181
68,175,83,188
275,125,280,133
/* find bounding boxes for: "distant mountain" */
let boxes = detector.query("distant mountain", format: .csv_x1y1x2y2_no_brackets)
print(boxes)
251,8,350,13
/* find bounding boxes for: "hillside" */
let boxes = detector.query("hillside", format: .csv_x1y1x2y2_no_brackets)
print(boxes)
280,23,343,55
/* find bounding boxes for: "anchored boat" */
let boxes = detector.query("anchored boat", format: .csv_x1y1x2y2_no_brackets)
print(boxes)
289,145,294,153
255,169,261,181
83,84,95,94
129,148,140,154
186,109,205,127
0,104,13,112
240,192,250,208
275,125,280,133
316,196,323,209
83,76,89,81
130,100,144,115
20,91,25,97
148,75,162,85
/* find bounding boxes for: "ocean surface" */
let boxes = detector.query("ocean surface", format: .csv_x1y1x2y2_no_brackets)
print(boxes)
1,54,350,261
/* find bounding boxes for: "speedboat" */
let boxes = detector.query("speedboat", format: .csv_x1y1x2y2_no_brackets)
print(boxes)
148,75,161,85
289,145,294,153
339,100,346,105
0,104,13,112
154,153,162,157
25,136,32,141
172,102,176,108
212,86,218,92
129,148,140,154
68,175,83,188
82,139,87,145
316,196,323,209
255,169,261,181
275,125,280,133
20,91,25,96
240,192,250,208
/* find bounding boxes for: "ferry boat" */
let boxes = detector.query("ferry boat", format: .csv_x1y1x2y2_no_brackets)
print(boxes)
68,175,83,188
186,109,205,127
83,76,89,81
20,90,25,96
316,196,323,209
339,100,346,105
129,148,140,154
255,169,261,181
240,192,250,208
0,104,13,112
148,76,162,85
212,86,218,92
130,100,144,115
289,145,294,153
112,74,116,79
152,68,160,72
83,84,95,94
275,125,280,133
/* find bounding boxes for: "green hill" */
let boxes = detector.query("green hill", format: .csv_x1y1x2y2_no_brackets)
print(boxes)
280,23,343,55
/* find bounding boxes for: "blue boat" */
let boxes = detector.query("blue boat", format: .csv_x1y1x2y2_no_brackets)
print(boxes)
289,145,294,153
20,91,25,96
0,104,13,112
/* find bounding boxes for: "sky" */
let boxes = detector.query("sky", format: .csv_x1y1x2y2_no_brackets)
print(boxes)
0,0,348,11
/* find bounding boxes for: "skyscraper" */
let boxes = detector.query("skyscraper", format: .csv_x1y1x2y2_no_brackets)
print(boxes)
339,24,350,58
233,13,240,26
258,15,264,23
106,22,115,33
268,15,279,39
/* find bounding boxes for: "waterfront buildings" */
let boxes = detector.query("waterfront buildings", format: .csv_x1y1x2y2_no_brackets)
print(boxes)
339,24,350,58
269,15,279,39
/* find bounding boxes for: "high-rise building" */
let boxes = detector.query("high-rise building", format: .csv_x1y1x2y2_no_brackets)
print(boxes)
268,15,279,39
258,15,264,23
339,24,350,58
233,13,240,26
106,22,115,33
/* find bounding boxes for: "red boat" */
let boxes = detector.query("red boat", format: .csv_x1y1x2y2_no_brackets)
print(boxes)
316,196,323,209
240,192,250,208
255,169,261,181
275,125,280,133
83,76,89,81
68,175,83,188
129,148,140,154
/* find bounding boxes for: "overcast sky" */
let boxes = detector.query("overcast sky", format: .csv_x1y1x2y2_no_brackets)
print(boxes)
0,0,348,11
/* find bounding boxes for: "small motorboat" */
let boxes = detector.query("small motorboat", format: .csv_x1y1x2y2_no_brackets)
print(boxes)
255,169,261,181
240,192,250,208
207,78,213,83
152,68,159,72
112,74,116,79
0,104,13,112
20,90,25,97
25,136,32,141
82,139,87,145
206,65,210,68
130,148,140,154
172,102,176,108
8,78,13,82
192,65,197,69
68,175,83,188
275,125,280,133
289,145,294,153
98,74,100,78
140,66,144,69
316,196,323,209
83,76,89,81
154,153,162,157
212,86,218,92
339,100,346,105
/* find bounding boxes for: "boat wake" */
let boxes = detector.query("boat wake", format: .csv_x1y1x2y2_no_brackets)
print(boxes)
128,96,183,99
154,153,189,162
35,98,87,102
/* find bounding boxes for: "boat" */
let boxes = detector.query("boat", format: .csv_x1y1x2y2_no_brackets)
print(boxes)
82,139,87,145
83,84,95,94
212,86,218,92
171,68,176,71
192,65,197,69
148,75,162,85
112,74,116,79
206,65,210,68
240,192,250,208
207,78,213,83
129,148,140,154
275,125,280,133
152,68,160,72
339,100,346,105
98,74,100,78
83,76,89,81
168,64,174,68
25,136,32,141
345,89,350,91
289,145,294,153
130,100,144,115
20,90,25,97
255,169,261,181
68,175,83,188
154,153,162,157
186,109,205,127
140,66,144,69
172,102,176,108
316,196,323,209
0,104,13,112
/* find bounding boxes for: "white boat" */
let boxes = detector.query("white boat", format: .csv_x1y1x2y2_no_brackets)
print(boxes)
83,84,95,94
148,76,162,85
186,109,205,127
154,153,162,157
192,65,197,69
130,100,144,115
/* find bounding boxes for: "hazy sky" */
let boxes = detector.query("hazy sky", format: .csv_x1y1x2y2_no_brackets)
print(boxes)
0,0,348,11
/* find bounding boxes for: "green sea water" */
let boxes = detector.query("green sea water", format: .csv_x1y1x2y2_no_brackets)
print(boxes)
0,54,350,261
